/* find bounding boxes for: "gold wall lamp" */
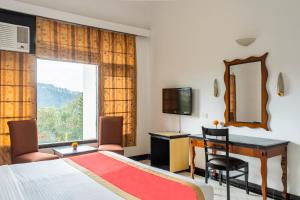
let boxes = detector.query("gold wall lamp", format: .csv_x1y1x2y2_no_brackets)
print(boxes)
277,72,285,96
214,79,219,97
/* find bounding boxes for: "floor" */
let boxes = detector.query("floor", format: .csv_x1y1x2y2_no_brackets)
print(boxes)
140,160,268,200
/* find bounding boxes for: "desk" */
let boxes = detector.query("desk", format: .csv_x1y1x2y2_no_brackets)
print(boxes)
149,132,190,172
189,134,289,200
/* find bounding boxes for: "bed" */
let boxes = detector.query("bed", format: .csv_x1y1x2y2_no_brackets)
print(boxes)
0,151,213,200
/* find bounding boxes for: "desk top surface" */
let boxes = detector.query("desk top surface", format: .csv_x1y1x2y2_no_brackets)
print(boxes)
190,134,289,148
149,132,190,139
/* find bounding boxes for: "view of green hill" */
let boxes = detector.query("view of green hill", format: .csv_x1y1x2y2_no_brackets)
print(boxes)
37,83,83,144
37,83,82,108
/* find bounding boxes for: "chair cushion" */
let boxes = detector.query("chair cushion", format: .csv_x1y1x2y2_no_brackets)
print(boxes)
208,156,248,171
98,144,124,155
13,152,59,164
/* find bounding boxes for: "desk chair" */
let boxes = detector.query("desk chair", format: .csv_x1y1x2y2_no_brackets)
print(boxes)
202,126,249,200
8,120,59,164
98,116,124,155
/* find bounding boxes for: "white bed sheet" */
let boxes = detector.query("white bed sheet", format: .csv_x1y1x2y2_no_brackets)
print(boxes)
0,152,213,200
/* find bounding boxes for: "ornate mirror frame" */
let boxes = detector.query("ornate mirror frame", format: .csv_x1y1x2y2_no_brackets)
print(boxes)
223,53,269,130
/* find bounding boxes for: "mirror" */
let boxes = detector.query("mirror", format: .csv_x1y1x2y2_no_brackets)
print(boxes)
224,53,269,130
230,62,261,123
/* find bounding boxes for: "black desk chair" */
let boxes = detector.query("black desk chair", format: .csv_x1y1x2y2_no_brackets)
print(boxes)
202,126,249,200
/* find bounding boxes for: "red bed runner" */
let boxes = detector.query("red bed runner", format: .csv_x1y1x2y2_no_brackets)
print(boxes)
69,152,204,200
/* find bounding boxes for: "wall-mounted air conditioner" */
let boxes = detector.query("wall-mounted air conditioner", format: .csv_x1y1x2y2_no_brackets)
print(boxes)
0,22,30,53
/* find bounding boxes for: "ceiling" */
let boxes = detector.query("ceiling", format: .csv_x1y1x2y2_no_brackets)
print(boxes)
16,0,153,29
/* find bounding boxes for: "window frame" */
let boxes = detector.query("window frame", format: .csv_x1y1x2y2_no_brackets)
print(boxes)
36,58,99,147
39,139,98,149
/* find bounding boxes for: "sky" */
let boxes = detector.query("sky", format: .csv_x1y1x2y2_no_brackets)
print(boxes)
37,59,96,92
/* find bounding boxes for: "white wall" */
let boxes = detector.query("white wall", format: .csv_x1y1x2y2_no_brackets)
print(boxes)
150,0,300,196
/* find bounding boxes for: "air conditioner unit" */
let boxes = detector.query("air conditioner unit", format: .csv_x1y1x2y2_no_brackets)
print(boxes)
0,22,30,53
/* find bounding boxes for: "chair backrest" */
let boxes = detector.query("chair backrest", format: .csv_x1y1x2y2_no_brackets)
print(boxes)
98,116,123,146
7,119,38,161
202,126,229,166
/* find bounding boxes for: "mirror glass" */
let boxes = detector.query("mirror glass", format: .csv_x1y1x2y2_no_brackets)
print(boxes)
229,62,261,123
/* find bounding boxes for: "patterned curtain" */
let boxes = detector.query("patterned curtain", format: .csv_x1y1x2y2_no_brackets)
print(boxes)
36,17,137,147
229,74,236,121
36,17,100,65
99,32,137,147
0,51,36,165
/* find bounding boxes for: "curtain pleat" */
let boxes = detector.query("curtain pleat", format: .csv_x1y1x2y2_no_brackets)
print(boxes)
99,32,137,147
0,51,36,165
36,17,137,147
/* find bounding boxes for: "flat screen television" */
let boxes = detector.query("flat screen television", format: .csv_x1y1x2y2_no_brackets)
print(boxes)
162,87,192,115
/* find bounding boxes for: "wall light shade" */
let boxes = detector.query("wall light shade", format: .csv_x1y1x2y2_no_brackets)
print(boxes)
236,38,256,46
214,79,219,97
277,72,285,96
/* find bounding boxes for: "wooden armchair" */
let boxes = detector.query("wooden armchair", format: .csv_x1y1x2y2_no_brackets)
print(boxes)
98,116,124,155
8,120,59,164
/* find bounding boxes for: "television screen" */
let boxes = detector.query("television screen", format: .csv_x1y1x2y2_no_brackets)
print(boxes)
162,88,192,115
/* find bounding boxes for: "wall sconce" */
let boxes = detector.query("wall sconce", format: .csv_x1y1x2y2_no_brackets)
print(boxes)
277,72,285,96
213,79,219,97
236,38,256,47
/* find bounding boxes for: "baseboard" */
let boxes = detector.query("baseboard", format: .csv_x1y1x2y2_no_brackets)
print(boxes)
128,154,150,161
191,167,299,200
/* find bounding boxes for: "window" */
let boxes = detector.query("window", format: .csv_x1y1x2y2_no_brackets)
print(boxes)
37,59,98,145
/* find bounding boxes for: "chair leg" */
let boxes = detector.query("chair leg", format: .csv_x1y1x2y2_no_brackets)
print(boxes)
226,170,230,200
219,170,222,186
205,165,209,184
245,165,249,194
